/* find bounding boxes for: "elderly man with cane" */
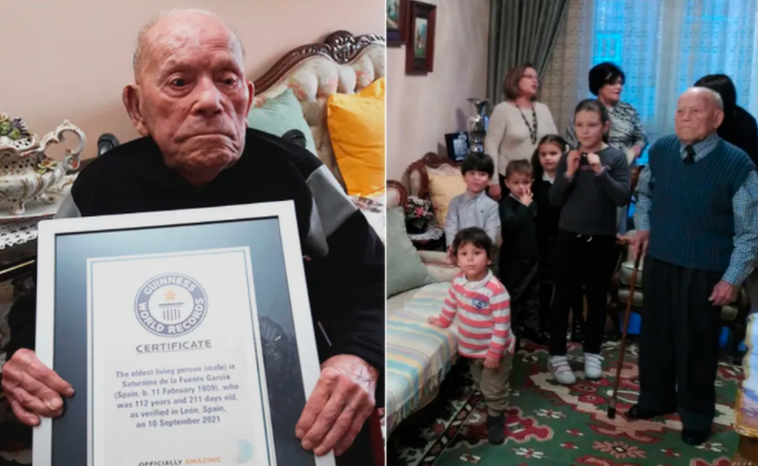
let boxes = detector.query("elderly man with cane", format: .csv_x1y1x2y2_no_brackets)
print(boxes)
625,87,758,445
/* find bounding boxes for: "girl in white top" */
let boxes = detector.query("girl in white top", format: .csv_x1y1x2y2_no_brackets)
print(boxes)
485,63,558,200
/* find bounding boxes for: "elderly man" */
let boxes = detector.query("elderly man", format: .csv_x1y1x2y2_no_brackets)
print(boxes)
627,87,758,445
0,9,383,463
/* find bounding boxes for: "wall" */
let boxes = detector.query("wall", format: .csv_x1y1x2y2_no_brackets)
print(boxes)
0,0,384,159
386,0,490,181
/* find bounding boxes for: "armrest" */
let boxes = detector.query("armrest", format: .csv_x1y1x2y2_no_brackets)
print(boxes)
418,251,459,283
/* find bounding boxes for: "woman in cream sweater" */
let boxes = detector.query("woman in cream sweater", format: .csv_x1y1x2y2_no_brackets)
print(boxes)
485,63,558,200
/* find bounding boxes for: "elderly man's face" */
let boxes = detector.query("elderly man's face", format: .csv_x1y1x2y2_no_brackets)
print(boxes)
125,16,254,185
674,91,723,145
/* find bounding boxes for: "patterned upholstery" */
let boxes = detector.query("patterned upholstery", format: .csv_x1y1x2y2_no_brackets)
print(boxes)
254,46,385,188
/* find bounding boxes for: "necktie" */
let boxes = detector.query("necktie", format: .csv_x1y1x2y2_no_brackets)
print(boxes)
684,145,696,165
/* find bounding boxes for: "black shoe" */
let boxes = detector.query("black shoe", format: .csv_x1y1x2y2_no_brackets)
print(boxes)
570,320,585,343
682,428,710,446
625,404,674,420
523,327,549,347
486,413,506,445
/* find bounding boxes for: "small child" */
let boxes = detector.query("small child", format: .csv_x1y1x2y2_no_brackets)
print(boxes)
445,153,500,257
428,227,514,445
498,160,545,346
531,135,586,343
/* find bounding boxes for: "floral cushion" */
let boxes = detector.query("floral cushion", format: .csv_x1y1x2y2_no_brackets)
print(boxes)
254,46,385,189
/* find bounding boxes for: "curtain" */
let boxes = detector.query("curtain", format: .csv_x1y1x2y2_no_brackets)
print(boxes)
542,0,758,158
486,0,570,103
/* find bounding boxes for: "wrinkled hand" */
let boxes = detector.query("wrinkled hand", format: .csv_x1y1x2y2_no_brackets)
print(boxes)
488,183,502,201
630,230,650,258
428,316,445,328
484,355,500,369
1,349,75,426
587,152,603,174
518,186,533,207
296,354,378,457
709,280,738,307
566,150,581,177
616,233,630,245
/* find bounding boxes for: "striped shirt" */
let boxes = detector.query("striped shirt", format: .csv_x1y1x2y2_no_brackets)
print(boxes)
635,133,758,286
436,271,514,359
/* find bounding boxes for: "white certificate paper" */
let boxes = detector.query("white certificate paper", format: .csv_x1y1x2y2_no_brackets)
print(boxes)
87,246,275,465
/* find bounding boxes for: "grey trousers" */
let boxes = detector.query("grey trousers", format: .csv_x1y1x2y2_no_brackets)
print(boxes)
469,354,513,413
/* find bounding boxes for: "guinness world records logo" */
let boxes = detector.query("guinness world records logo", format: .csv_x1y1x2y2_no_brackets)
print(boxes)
134,273,208,337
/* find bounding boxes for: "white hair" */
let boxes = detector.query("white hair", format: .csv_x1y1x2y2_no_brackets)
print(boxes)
132,8,245,77
690,86,724,111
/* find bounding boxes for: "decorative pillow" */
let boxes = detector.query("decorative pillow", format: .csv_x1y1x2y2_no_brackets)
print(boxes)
387,207,435,297
427,170,466,227
326,78,385,197
247,88,318,155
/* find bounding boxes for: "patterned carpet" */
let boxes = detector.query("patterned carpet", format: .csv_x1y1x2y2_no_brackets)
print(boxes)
388,339,742,466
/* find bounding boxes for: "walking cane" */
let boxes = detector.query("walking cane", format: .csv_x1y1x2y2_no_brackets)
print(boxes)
607,251,643,419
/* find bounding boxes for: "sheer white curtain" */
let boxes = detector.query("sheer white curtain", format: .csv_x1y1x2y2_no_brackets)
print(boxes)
542,0,758,158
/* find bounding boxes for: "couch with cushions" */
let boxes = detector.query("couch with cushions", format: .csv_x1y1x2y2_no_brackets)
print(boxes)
250,30,386,240
386,181,461,434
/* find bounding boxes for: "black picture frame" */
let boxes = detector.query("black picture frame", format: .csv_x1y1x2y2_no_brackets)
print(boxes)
445,132,471,162
405,1,437,75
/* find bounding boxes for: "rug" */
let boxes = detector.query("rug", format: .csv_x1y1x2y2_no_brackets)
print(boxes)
389,339,742,466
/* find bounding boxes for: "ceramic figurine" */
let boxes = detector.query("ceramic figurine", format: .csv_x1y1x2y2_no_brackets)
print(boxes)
0,114,85,216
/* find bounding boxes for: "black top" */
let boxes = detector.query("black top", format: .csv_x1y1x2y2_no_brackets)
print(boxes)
550,145,630,236
499,195,539,259
718,105,758,166
13,128,385,401
532,177,560,249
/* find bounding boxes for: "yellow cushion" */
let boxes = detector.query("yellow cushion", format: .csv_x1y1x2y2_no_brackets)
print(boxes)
326,78,385,196
427,170,466,227
359,76,385,98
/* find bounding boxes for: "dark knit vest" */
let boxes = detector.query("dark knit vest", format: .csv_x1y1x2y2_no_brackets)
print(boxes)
648,135,755,273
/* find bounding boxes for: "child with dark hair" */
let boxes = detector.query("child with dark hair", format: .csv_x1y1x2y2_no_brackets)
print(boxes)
445,153,500,253
531,135,586,343
429,227,514,445
548,99,630,385
498,159,545,346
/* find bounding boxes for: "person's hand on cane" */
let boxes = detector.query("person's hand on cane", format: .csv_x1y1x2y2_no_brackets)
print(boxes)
630,230,649,259
296,354,378,457
1,349,75,426
709,281,738,307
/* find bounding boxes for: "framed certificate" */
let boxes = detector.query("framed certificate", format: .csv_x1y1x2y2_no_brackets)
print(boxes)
33,201,334,466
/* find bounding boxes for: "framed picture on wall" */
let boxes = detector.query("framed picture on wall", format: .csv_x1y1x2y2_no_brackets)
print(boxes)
405,1,436,75
386,0,408,46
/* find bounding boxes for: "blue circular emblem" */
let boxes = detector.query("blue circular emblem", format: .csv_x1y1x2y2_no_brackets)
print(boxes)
134,273,208,337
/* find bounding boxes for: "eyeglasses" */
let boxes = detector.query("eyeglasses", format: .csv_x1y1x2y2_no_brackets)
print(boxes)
522,74,540,82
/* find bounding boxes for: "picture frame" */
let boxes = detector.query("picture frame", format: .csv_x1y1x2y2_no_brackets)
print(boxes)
33,201,334,466
444,132,471,162
405,1,437,75
386,0,408,47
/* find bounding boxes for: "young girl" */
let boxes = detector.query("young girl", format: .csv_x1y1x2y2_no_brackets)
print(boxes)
547,100,630,385
531,136,585,344
428,227,514,445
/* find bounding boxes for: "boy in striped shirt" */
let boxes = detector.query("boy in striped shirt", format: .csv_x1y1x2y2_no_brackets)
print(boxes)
428,227,514,445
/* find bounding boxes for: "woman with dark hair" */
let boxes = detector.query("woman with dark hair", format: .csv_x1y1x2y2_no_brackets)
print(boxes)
567,62,647,162
485,63,558,200
695,74,758,165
